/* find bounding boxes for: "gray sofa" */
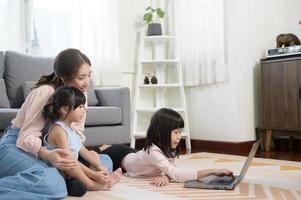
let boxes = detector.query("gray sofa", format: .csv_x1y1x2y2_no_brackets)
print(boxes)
0,51,130,146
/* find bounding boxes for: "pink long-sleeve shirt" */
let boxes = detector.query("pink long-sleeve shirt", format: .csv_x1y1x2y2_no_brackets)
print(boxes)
13,85,87,157
123,144,197,182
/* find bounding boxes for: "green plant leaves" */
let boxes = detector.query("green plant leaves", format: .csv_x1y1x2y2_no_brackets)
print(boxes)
143,12,153,24
143,6,165,24
156,8,165,18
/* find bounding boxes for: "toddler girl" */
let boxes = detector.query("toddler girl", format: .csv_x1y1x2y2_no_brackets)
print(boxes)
43,86,121,191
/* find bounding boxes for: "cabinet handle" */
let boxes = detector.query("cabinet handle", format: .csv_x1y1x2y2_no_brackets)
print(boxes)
300,86,301,100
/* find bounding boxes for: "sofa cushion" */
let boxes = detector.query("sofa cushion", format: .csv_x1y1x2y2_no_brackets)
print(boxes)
87,80,99,106
4,51,54,108
85,106,122,126
0,52,4,78
0,108,18,130
0,79,10,108
23,81,36,99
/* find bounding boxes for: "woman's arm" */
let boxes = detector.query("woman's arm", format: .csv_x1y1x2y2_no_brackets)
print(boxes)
16,85,55,157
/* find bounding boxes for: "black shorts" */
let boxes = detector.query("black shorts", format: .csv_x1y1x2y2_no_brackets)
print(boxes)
100,144,137,171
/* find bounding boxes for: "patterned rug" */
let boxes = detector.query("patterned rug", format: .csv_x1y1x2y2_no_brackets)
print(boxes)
66,152,301,200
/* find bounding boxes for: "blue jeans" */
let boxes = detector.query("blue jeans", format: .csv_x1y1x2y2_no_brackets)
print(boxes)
0,127,113,200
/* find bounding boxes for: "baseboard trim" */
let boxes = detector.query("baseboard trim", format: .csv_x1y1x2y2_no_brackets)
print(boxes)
135,138,256,156
191,139,256,156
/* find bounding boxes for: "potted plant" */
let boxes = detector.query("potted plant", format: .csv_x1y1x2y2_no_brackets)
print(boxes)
143,6,165,36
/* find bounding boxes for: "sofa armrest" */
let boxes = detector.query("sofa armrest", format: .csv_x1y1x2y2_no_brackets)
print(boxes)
94,87,130,126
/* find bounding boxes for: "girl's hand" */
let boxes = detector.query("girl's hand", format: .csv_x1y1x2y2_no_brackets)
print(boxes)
150,175,169,187
39,147,77,171
212,169,233,177
93,170,110,184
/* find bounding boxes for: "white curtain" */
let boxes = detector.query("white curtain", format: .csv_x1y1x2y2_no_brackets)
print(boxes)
0,0,29,52
32,0,120,85
168,0,228,86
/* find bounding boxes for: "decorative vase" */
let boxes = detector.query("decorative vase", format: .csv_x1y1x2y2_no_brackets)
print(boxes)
147,23,162,36
144,76,150,84
150,76,158,84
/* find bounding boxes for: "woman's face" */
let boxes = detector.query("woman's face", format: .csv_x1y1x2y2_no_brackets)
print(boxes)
63,63,92,93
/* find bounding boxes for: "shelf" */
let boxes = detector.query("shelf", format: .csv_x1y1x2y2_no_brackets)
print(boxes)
134,131,188,138
139,83,181,88
136,107,185,112
144,35,175,42
141,59,179,65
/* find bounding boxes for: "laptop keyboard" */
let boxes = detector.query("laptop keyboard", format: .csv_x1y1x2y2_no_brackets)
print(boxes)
208,176,234,185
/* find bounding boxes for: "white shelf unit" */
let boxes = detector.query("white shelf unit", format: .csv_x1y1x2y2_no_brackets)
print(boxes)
131,33,191,153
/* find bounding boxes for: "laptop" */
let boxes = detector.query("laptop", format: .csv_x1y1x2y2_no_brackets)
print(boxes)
184,139,261,190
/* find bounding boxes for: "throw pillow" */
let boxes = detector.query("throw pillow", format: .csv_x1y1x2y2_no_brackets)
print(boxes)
4,51,54,108
0,52,5,78
23,81,36,99
88,80,99,106
0,78,10,108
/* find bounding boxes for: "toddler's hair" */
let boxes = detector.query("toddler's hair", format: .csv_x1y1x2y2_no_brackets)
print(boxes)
144,108,184,158
43,86,86,121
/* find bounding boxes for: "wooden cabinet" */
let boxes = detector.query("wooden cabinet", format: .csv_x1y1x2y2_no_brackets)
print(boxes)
260,56,301,151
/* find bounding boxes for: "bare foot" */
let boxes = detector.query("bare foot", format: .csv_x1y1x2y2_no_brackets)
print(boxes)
110,168,122,185
87,181,112,191
99,144,111,152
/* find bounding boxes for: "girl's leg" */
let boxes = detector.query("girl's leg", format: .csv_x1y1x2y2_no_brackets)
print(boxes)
99,154,113,173
0,128,67,200
99,144,137,171
65,161,111,191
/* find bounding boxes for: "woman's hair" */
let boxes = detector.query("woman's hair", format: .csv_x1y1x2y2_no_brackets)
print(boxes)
36,48,91,88
144,108,184,158
43,86,86,121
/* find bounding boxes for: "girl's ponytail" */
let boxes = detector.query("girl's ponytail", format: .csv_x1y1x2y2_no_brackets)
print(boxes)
35,72,62,88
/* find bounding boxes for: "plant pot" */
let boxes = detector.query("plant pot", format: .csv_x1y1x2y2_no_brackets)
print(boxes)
147,23,162,36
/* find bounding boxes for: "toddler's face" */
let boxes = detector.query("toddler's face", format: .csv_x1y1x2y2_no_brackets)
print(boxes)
171,128,182,149
67,104,86,122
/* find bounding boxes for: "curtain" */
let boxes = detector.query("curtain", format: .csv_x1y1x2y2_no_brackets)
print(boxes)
168,0,228,86
32,0,120,85
0,0,29,52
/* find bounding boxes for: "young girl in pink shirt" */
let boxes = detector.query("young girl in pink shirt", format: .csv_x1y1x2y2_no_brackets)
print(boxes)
43,86,121,191
100,108,233,187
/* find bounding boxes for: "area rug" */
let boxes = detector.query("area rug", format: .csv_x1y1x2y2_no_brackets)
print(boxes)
66,152,301,200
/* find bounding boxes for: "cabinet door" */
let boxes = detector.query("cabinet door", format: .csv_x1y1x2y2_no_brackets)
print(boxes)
262,59,301,129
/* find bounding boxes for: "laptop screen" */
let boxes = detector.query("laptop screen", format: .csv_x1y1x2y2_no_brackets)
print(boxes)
235,139,261,184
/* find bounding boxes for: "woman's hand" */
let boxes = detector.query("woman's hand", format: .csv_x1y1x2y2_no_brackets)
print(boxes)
150,175,169,187
39,147,77,171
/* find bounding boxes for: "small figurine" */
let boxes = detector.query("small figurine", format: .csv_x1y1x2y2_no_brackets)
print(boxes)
144,75,150,84
150,75,158,84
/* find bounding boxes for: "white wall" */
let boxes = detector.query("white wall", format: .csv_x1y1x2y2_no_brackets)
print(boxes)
117,0,301,142
187,0,301,141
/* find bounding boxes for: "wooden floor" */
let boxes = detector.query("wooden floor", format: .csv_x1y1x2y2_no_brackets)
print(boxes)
256,149,301,162
192,138,301,162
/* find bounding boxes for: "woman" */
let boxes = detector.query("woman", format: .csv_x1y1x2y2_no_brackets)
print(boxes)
0,49,112,199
